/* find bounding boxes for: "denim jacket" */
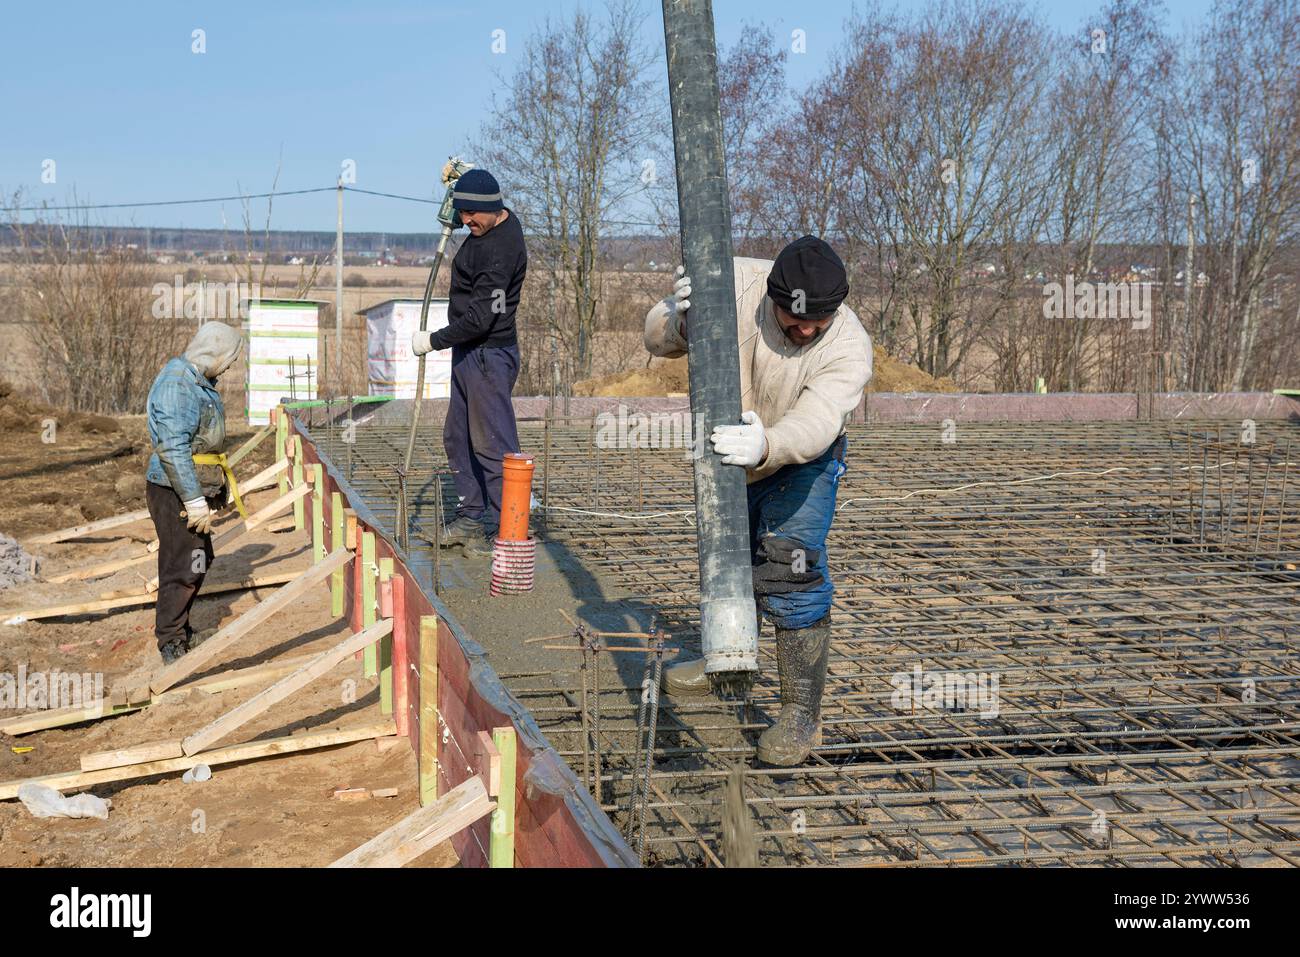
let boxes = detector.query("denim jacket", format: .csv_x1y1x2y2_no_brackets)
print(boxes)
145,357,226,501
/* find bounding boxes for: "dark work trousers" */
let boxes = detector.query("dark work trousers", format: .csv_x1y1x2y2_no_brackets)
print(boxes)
146,481,214,650
442,343,521,533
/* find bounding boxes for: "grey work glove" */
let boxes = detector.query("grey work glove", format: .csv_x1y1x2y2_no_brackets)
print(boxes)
182,497,214,535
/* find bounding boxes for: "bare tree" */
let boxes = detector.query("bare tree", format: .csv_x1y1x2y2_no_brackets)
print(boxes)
1038,0,1169,391
474,0,658,385
838,2,1054,381
1168,0,1300,391
5,192,185,413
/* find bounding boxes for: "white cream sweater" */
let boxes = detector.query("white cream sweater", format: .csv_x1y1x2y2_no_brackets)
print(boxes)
644,256,874,482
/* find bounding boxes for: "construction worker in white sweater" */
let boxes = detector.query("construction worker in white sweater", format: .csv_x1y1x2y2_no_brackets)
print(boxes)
644,236,873,766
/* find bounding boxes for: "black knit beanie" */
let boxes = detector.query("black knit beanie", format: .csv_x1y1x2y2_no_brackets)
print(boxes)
766,236,849,318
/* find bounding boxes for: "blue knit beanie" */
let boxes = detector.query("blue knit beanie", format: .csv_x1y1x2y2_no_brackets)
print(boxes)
451,169,504,212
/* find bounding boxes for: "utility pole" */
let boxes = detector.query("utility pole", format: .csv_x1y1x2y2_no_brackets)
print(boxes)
1181,192,1196,391
335,178,345,388
662,0,759,686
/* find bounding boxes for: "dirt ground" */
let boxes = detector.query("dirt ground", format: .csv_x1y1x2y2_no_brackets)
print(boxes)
0,398,454,868
573,351,956,398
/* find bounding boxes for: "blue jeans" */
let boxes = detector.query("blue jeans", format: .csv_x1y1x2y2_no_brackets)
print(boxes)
443,343,520,531
746,435,847,630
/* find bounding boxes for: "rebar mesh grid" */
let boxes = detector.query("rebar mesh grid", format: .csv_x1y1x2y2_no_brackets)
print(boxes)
306,408,1300,867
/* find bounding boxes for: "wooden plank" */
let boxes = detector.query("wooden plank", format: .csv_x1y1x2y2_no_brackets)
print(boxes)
476,731,501,796
489,726,517,867
419,614,439,806
391,574,410,737
349,515,362,635
183,652,319,694
148,550,351,694
46,540,160,584
209,482,310,552
328,775,493,868
25,509,151,545
225,423,273,469
0,719,396,801
292,456,306,532
181,617,392,755
344,509,358,552
0,653,320,737
3,569,302,624
80,738,183,772
276,409,289,495
238,456,289,493
310,464,325,563
0,700,143,737
361,532,377,677
378,558,394,715
330,492,345,617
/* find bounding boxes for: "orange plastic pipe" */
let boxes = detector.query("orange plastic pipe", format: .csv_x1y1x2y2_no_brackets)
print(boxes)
499,453,535,541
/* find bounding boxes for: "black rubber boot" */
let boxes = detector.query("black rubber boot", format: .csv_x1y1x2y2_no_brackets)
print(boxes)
756,614,831,767
440,516,482,548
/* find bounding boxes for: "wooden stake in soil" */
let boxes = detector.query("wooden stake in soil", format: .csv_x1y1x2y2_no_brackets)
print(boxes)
330,492,346,618
419,614,439,806
489,725,517,868
378,557,394,715
361,531,378,678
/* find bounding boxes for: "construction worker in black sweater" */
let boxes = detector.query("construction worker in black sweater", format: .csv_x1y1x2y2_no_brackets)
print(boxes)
412,168,527,557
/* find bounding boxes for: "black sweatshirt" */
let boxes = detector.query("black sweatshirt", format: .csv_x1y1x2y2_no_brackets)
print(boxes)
428,208,527,351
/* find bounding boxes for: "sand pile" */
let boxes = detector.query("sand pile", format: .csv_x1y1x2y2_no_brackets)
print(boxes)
574,359,689,397
0,381,123,435
573,351,955,398
869,352,957,393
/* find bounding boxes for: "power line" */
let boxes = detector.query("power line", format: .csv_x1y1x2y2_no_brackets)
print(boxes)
4,186,338,212
343,186,437,205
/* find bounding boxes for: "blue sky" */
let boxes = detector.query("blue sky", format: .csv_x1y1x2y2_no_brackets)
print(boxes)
1,0,1217,233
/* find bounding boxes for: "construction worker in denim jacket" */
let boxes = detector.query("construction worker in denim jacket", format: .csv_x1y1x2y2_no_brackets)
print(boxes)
144,322,243,664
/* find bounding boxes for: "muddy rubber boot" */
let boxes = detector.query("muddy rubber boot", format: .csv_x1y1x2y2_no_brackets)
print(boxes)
756,614,831,767
462,529,495,558
159,636,189,665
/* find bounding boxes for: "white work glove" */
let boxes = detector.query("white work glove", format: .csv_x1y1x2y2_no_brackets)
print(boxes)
411,330,436,356
711,411,767,467
182,497,214,535
669,266,691,340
